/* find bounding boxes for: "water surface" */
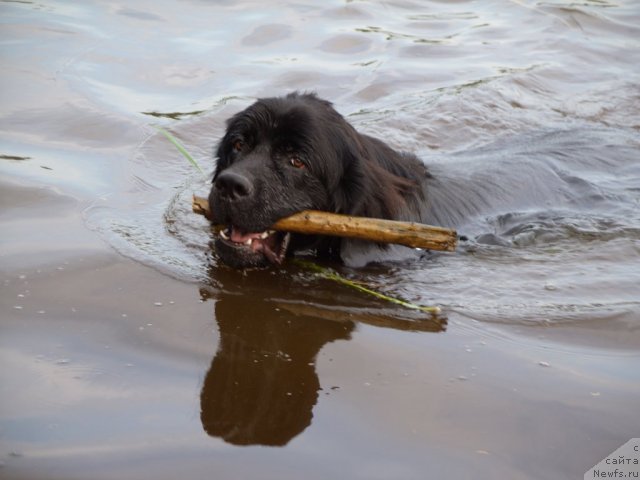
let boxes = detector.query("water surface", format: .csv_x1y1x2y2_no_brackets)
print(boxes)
1,1,639,479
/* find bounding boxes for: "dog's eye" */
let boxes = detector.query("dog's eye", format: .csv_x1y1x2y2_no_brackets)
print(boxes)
232,140,243,152
289,156,305,169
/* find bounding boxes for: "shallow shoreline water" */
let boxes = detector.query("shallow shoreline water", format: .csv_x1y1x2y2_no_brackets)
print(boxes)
1,1,639,478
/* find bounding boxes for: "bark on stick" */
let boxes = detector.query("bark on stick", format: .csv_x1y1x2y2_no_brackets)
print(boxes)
192,195,457,252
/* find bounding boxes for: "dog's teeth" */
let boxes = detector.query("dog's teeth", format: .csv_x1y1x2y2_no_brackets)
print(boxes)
260,231,269,239
244,238,252,246
219,229,229,240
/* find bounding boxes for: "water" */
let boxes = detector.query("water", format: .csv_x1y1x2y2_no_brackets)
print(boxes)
1,1,639,479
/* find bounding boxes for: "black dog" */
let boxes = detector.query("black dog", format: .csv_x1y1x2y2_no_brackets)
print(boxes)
208,92,621,268
208,92,430,269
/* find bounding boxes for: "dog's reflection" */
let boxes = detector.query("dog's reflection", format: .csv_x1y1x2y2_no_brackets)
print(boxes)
200,268,445,447
200,289,353,446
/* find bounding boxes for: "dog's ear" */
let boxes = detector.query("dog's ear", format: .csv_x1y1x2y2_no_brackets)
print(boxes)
324,126,369,216
213,104,256,182
213,113,244,182
212,139,229,182
327,125,419,219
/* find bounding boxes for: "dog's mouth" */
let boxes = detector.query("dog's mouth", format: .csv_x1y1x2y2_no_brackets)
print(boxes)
218,226,291,265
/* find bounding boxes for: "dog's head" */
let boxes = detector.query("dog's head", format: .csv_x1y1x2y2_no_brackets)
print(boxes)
208,93,364,268
208,92,422,268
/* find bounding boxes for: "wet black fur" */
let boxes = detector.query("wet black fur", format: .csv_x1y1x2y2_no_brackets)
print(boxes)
208,92,429,268
209,92,636,268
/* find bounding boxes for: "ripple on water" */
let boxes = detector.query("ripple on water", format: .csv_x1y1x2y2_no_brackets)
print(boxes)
78,0,640,339
84,107,640,336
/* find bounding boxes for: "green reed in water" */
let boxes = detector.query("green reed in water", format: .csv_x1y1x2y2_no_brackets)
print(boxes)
294,259,441,314
155,126,206,176
158,126,441,315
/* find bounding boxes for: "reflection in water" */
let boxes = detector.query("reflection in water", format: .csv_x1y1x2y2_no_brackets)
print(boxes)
199,267,445,446
201,291,353,446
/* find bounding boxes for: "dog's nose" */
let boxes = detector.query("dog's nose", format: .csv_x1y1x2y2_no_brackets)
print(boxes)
215,171,253,201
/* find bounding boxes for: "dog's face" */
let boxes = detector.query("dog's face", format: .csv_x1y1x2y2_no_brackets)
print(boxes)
208,93,364,268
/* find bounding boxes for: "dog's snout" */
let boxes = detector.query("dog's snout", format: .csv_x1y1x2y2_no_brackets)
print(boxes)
215,171,253,201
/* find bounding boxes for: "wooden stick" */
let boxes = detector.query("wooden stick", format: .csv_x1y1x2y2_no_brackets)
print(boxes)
192,195,457,252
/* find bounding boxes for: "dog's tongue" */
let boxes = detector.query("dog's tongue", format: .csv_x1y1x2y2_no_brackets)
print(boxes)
230,228,263,244
229,227,281,263
222,226,290,265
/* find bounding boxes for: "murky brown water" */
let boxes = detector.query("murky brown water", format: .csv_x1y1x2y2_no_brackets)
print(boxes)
1,1,639,479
